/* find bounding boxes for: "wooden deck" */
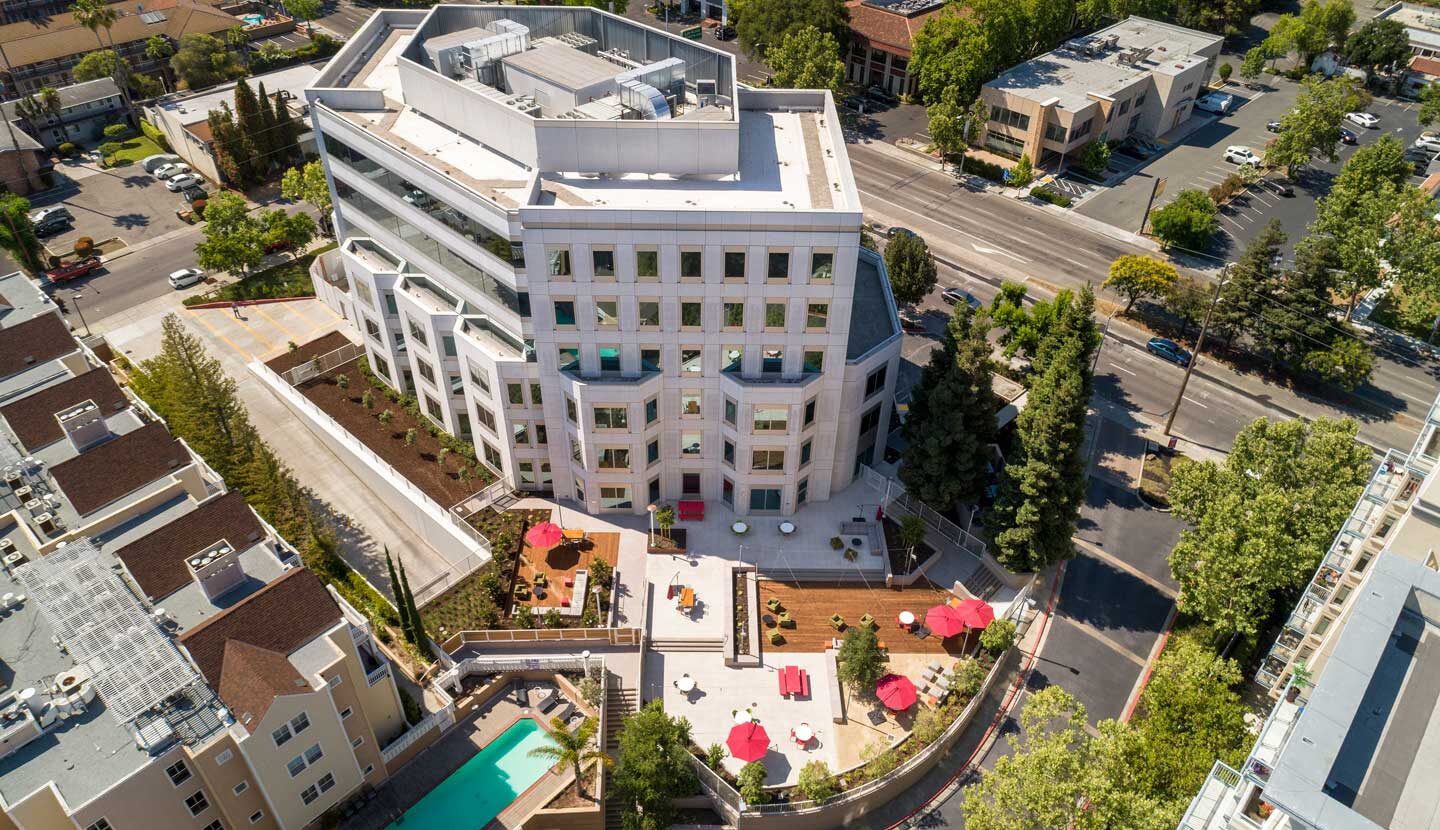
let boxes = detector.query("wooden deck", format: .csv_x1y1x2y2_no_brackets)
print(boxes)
515,532,619,611
755,579,979,656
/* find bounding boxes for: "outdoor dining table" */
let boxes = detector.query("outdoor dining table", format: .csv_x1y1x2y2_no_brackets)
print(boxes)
677,675,696,693
793,723,814,744
732,521,749,534
779,521,796,535
679,587,696,611
898,610,916,627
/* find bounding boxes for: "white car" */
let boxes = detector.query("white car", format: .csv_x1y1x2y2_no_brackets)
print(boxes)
1223,145,1260,165
166,173,202,191
153,163,190,180
140,154,180,173
1195,93,1236,115
1415,133,1440,152
1346,111,1380,129
168,268,204,289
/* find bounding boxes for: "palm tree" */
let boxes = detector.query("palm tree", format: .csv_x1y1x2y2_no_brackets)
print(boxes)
527,716,610,797
70,0,132,111
225,26,250,71
14,87,60,142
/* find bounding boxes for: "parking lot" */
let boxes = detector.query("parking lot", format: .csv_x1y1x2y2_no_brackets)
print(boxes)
32,157,194,259
1078,78,1432,264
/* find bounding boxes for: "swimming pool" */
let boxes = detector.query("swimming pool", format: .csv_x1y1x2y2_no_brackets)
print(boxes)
241,13,263,25
385,718,555,830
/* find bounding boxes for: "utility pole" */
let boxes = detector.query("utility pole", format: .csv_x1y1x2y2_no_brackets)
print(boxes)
70,292,91,337
1163,263,1230,437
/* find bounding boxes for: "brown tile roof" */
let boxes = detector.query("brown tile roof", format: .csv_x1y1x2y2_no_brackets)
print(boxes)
0,312,74,380
0,0,239,69
215,640,310,726
1411,55,1440,77
845,0,948,57
0,368,127,452
49,421,191,516
179,568,340,705
116,491,265,600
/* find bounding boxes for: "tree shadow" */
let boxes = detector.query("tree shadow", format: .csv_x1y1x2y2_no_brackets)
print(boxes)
111,212,150,230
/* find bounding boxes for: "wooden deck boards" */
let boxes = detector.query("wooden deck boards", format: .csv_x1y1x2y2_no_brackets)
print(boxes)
755,579,978,656
516,532,619,611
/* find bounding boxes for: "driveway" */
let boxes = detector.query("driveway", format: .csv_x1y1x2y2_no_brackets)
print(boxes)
31,160,192,258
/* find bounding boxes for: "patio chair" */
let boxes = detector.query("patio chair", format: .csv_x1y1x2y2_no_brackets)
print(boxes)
766,597,783,613
778,611,796,629
763,614,776,628
533,573,548,588
926,660,943,674
859,613,876,630
554,701,575,721
770,631,785,645
514,682,529,707
513,585,530,601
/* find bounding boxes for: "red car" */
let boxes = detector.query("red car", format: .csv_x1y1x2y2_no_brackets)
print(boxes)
44,256,102,283
264,239,293,255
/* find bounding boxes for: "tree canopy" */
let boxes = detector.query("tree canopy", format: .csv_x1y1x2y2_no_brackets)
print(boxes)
1264,76,1370,176
837,625,887,692
1148,189,1217,252
611,701,697,830
735,0,848,60
1104,255,1177,313
884,231,938,307
1345,17,1410,76
0,195,43,275
170,32,245,90
72,49,124,84
765,25,845,94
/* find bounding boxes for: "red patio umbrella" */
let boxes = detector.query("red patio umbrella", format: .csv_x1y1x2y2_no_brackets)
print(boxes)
925,604,966,638
726,722,770,762
955,599,995,630
876,674,917,711
525,522,564,549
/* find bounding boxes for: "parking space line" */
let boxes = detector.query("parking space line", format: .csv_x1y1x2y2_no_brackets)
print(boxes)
188,310,256,361
252,303,301,341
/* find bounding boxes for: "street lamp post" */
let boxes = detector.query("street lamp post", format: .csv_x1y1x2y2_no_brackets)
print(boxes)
647,502,657,547
69,292,90,337
1163,263,1232,437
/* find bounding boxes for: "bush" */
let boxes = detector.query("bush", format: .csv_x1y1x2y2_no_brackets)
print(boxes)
589,556,613,589
1076,140,1110,175
705,743,726,770
97,141,122,158
1030,186,1073,207
962,154,1006,182
952,658,988,698
102,123,131,140
544,608,563,628
737,761,768,804
1149,188,1218,251
911,706,948,744
1218,62,1233,82
139,117,171,151
73,236,95,258
1207,174,1246,204
514,605,535,628
795,760,838,801
1009,155,1035,188
579,676,603,708
980,619,1017,655
56,141,77,157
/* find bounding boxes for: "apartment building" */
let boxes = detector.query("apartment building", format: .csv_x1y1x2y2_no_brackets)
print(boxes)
1177,393,1440,830
0,272,406,830
307,5,902,517
1,79,128,151
980,16,1222,165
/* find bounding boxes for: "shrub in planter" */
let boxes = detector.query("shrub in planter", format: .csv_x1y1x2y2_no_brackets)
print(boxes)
738,761,768,805
97,141,122,159
543,608,564,628
952,658,988,698
796,760,838,801
980,619,1016,655
514,604,535,628
1009,155,1035,188
1030,186,1072,207
73,236,95,258
57,141,77,157
962,155,1006,182
705,743,726,770
830,536,844,550
843,548,858,561
589,556,613,589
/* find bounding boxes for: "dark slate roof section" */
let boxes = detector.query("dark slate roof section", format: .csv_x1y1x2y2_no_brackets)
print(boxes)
0,368,127,451
847,249,899,360
115,491,265,601
0,313,73,378
48,422,191,516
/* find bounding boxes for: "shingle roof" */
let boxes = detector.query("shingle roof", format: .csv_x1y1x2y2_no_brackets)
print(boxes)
215,640,310,726
48,421,191,516
115,491,265,600
0,0,239,69
0,368,127,451
179,568,340,706
0,312,74,379
845,0,947,57
0,79,122,122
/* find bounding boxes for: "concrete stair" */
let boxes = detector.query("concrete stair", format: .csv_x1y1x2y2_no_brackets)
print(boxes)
961,565,1002,601
603,683,637,830
647,636,725,652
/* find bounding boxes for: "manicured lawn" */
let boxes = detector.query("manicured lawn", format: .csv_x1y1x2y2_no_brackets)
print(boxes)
183,243,337,306
102,134,165,168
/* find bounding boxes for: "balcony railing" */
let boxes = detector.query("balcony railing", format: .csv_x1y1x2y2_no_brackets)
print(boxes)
1177,760,1245,830
561,366,660,384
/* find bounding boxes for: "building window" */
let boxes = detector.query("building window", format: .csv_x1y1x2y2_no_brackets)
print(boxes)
723,440,735,466
519,462,536,485
554,300,577,327
595,299,619,327
340,707,353,720
859,405,882,435
249,813,264,825
642,348,661,372
483,442,503,469
762,348,783,374
449,374,463,395
288,755,308,777
215,750,234,766
415,358,436,385
598,448,630,470
1071,118,1093,140
405,316,428,347
681,301,703,329
373,355,390,381
317,772,336,793
476,403,497,433
383,291,398,315
680,392,702,418
272,724,293,746
800,439,812,467
723,301,744,328
186,792,210,816
468,361,491,394
750,488,782,511
599,345,621,373
764,302,786,329
574,477,586,505
645,397,658,424
1118,99,1131,115
753,406,788,432
681,349,703,374
767,251,789,280
507,383,525,406
806,303,828,330
649,477,661,503
558,347,579,370
457,412,473,439
1134,93,1146,107
647,439,660,465
594,406,629,430
234,781,249,796
632,248,659,279
300,785,319,806
513,422,530,445
722,477,735,506
639,300,660,328
724,251,746,279
985,131,1025,158
85,821,111,830
989,105,1030,130
752,450,785,471
166,760,192,786
424,395,444,421
442,335,456,357
682,432,701,456
351,736,364,748
680,249,702,278
364,317,381,341
530,383,543,406
566,396,578,423
600,487,632,509
547,248,571,277
724,397,737,426
803,399,816,426
1043,121,1066,142
797,478,809,505
804,350,824,373
201,822,223,830
811,252,833,280
593,249,615,277
864,366,887,399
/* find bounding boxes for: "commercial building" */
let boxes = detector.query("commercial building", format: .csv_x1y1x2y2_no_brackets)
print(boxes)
0,272,406,830
1177,393,1440,830
844,0,945,99
1377,2,1440,58
0,0,240,99
306,5,901,517
2,78,128,150
144,63,319,185
979,16,1222,165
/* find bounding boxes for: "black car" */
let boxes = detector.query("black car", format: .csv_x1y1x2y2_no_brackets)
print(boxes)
182,185,208,203
1339,127,1359,145
865,85,897,106
842,95,865,112
1266,120,1283,133
1258,177,1294,197
712,24,735,40
886,226,917,240
899,310,926,334
1146,337,1192,367
941,287,983,310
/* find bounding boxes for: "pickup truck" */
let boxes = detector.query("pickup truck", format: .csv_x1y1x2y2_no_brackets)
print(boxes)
44,256,102,283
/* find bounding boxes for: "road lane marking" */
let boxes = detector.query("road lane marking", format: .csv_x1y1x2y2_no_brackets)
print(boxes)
1183,396,1209,409
1107,362,1137,376
857,187,1033,264
1073,537,1178,599
1060,617,1147,667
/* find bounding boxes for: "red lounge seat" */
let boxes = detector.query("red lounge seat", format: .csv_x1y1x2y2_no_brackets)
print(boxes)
678,500,705,521
800,671,810,698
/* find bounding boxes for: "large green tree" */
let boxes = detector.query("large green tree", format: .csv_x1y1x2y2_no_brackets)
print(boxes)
1168,417,1370,637
836,624,886,693
910,13,991,105
1421,81,1440,127
288,0,323,36
765,25,845,94
1264,75,1370,176
196,191,265,276
611,701,697,830
900,304,998,510
0,195,44,275
170,32,244,90
1104,254,1177,313
735,0,847,60
1148,189,1217,252
72,49,124,84
1211,218,1285,349
883,231,938,307
282,160,333,230
1345,17,1410,77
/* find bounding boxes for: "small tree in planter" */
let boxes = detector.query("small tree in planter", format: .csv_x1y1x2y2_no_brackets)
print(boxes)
796,760,837,801
544,608,564,628
738,761,768,805
404,428,417,446
360,389,373,409
73,236,95,259
437,447,451,467
377,409,393,426
335,373,348,389
980,619,1016,656
515,605,536,628
836,625,885,694
528,716,609,798
897,514,927,571
654,504,676,540
830,536,844,550
705,743,726,770
589,556,613,589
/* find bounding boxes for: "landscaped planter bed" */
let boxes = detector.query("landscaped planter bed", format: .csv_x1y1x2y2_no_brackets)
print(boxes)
264,330,352,375
883,518,935,575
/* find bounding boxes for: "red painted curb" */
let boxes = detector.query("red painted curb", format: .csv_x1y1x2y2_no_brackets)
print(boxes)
186,295,316,310
1122,605,1178,722
883,563,1066,829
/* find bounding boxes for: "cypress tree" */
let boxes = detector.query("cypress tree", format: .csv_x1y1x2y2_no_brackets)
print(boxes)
899,303,998,509
384,547,411,636
254,81,277,167
271,89,300,166
396,557,421,644
1213,220,1285,350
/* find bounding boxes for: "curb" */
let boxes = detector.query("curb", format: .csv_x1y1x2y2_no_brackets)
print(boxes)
186,295,316,310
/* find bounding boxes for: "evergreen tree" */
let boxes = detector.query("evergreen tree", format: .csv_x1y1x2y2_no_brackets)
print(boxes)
271,90,300,166
884,232,939,307
207,102,257,186
1213,219,1285,349
232,81,265,183
396,557,422,644
384,547,411,636
254,81,277,167
989,333,1091,572
899,303,998,509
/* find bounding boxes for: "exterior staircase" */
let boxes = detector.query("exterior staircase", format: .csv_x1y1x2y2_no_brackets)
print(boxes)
603,682,637,830
647,636,725,652
960,564,1003,600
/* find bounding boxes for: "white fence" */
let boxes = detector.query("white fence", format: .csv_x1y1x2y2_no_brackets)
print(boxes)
860,465,988,560
280,341,364,386
380,703,456,765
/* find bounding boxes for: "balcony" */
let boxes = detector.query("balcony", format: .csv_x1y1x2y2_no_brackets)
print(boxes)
458,315,525,361
347,237,405,273
720,367,822,388
561,366,661,384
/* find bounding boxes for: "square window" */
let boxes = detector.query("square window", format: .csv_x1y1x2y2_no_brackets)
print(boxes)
682,472,702,496
415,358,435,384
806,303,829,330
680,392,702,417
595,406,629,430
638,300,660,327
513,422,530,445
811,252,833,280
598,448,630,470
300,786,319,806
765,302,786,329
682,432,702,456
722,347,743,373
508,383,525,406
553,300,576,327
681,301,703,328
593,249,615,277
272,725,293,746
166,759,192,786
752,449,785,471
636,249,659,279
595,300,619,327
647,439,660,464
724,397,737,425
680,250,702,278
547,248,571,277
754,406,788,432
519,462,536,485
558,347,580,370
645,398,658,424
804,350,825,373
723,440,734,466
476,403,497,433
288,756,308,778
723,302,744,328
865,366,888,399
801,439,812,466
762,348,783,374
767,251,790,280
318,773,336,794
186,791,210,816
681,349,703,374
600,486,632,509
641,348,661,371
599,347,621,372
724,251,746,279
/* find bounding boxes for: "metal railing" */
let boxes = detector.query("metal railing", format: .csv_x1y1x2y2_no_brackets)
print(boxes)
380,702,456,765
1175,760,1244,830
859,465,988,559
449,476,514,525
280,341,364,386
440,627,641,654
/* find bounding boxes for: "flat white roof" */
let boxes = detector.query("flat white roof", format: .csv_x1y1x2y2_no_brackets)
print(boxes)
156,63,320,126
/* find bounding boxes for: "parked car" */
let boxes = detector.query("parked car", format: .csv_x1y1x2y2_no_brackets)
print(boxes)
1339,127,1359,145
1266,120,1283,133
712,24,735,40
181,184,208,203
166,173,203,191
43,256,102,284
1146,336,1192,367
153,163,192,180
886,226,917,239
1345,111,1380,129
1414,132,1440,153
865,85,897,106
140,154,181,173
168,267,204,289
899,310,926,334
1258,177,1294,197
264,238,293,255
941,287,982,309
34,214,72,236
1195,93,1236,114
29,206,72,224
1223,145,1260,165
842,95,865,111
